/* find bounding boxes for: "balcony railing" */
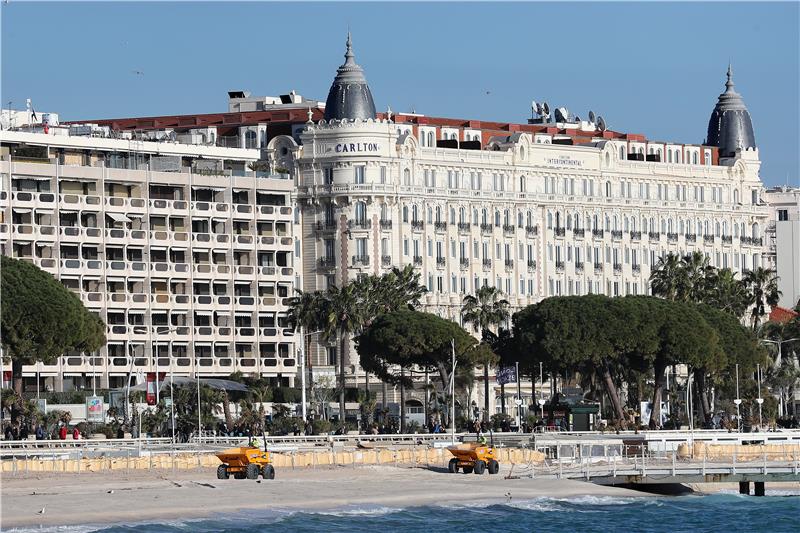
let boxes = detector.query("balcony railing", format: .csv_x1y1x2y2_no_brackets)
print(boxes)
555,260,565,271
632,264,641,273
480,223,493,234
413,255,423,265
460,257,470,268
525,225,538,237
573,228,585,238
503,224,516,235
575,263,584,273
482,259,492,270
352,255,370,266
457,222,471,233
613,263,622,273
704,235,715,244
381,255,392,266
527,260,537,271
434,221,448,232
379,219,392,230
411,220,425,231
611,230,622,240
592,229,604,238
667,232,678,242
685,233,697,242
315,220,337,232
348,219,372,230
436,257,446,267
722,235,733,244
593,263,603,273
318,256,336,269
554,227,565,237
504,259,514,270
630,231,642,241
648,232,661,241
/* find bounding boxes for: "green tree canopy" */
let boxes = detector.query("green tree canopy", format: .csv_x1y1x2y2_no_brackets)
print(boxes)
1,256,105,413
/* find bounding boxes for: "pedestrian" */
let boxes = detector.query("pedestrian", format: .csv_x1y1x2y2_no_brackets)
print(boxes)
3,424,13,440
59,424,67,440
116,426,124,439
35,424,44,440
72,426,80,440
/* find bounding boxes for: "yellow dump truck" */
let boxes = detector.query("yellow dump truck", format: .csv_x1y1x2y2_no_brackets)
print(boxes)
447,442,500,475
215,442,275,480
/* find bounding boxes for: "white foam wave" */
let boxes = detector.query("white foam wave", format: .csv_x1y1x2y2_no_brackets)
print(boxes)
314,505,403,517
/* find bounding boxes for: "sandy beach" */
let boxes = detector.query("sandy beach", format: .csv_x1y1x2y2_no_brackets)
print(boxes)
1,465,643,529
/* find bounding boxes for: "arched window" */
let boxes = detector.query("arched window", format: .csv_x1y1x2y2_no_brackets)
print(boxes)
403,205,408,222
555,212,561,229
679,219,684,234
620,146,626,160
547,212,553,229
734,223,739,237
482,209,488,225
494,210,501,227
427,207,433,223
527,211,533,227
574,213,580,229
428,132,434,146
517,211,524,228
566,213,572,230
472,208,478,224
668,218,673,233
519,176,526,192
692,152,698,165
715,221,720,237
605,181,611,197
435,206,441,223
449,207,456,223
733,189,740,204
657,148,662,158
354,201,367,223
412,205,418,222
604,215,610,231
403,168,411,185
624,216,629,232
722,221,728,236
504,209,510,226
593,215,599,230
459,207,466,224
661,219,667,234
751,223,759,239
668,150,673,163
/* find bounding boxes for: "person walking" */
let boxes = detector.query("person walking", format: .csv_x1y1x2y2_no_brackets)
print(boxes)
59,424,67,440
72,426,80,440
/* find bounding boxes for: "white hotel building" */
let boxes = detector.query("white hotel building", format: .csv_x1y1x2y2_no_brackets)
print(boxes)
1,36,769,407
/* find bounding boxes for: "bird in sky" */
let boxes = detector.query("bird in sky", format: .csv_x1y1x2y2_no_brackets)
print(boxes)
132,70,144,76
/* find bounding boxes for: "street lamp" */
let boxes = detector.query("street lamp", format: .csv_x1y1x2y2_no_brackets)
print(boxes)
761,338,799,369
133,325,180,444
298,329,323,424
734,363,741,432
537,397,546,420
450,339,457,443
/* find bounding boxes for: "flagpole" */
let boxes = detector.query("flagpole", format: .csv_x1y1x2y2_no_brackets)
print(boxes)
450,338,456,444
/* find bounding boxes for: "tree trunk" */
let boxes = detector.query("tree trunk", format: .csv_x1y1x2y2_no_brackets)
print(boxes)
400,368,406,433
483,364,490,422
602,365,625,422
500,383,506,416
11,358,23,422
222,391,233,429
650,360,667,428
339,329,346,431
695,369,710,426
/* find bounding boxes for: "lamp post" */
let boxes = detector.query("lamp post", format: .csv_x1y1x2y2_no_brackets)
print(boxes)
135,326,179,444
760,338,799,369
756,363,764,430
734,363,741,432
450,338,457,443
537,397,546,421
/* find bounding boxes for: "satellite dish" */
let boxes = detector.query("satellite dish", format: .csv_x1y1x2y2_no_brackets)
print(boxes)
574,115,581,122
542,102,550,117
597,116,607,132
554,107,570,122
531,100,539,116
588,110,596,123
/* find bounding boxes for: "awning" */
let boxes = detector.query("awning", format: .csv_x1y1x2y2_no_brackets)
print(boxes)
12,208,31,213
106,212,131,223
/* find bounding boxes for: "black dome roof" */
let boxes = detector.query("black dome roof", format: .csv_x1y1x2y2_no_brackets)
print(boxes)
323,33,376,121
706,65,756,157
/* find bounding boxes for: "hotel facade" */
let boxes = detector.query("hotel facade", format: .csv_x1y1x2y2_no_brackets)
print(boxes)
1,36,770,412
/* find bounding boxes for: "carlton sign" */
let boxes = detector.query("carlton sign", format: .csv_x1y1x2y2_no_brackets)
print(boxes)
334,142,380,153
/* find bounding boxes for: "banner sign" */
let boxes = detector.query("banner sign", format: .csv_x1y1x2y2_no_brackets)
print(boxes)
86,395,104,422
146,372,166,405
496,366,517,385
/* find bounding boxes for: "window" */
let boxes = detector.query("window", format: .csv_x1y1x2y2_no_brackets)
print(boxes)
323,167,334,184
380,166,386,184
403,168,411,185
355,166,365,184
778,209,789,221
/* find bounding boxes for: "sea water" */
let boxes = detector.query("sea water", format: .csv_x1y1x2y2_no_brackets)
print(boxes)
9,493,800,533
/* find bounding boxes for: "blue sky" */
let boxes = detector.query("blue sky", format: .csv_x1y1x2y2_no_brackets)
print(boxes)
2,1,798,186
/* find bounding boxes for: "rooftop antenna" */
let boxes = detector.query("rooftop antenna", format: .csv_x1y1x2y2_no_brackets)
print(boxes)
596,116,607,132
541,102,550,122
531,100,539,118
588,110,596,123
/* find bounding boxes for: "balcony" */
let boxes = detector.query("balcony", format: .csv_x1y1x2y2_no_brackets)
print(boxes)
379,219,392,230
667,232,679,243
480,223,493,234
381,255,392,266
554,227,565,237
413,255,423,266
704,235,715,244
632,264,641,274
348,219,372,230
434,221,448,233
611,230,622,240
411,220,424,231
504,259,514,271
482,259,492,270
555,261,565,271
459,257,470,269
315,220,337,233
685,233,697,243
575,263,584,273
573,228,585,238
592,229,604,239
722,235,733,245
503,224,516,236
630,231,642,241
613,263,622,274
436,256,446,268
593,263,603,273
352,255,370,266
525,225,538,237
457,222,471,233
648,232,661,241
527,260,537,272
317,256,336,270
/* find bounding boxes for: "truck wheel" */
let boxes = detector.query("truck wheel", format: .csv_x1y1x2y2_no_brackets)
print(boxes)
246,464,260,479
448,458,459,473
262,464,275,479
474,460,486,474
488,460,499,475
461,465,473,474
216,465,229,479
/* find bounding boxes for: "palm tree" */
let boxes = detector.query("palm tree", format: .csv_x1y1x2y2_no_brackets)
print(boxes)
704,268,749,318
288,290,327,403
679,251,712,302
461,286,509,422
650,253,682,301
322,284,364,430
743,267,781,330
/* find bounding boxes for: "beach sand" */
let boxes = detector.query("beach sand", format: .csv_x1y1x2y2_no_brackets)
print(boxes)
1,464,643,529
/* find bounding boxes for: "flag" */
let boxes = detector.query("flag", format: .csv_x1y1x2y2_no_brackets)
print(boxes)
30,106,37,122
496,366,517,385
